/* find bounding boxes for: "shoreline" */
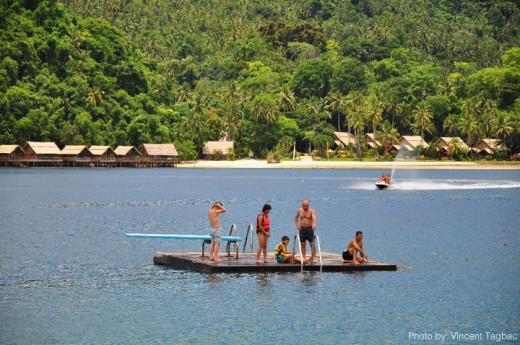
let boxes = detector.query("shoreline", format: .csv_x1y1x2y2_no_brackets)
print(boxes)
178,159,520,170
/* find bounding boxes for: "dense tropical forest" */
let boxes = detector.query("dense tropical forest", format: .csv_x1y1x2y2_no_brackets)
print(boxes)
1,0,519,159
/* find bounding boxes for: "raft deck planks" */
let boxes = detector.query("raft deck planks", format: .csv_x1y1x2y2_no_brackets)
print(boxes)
153,252,397,273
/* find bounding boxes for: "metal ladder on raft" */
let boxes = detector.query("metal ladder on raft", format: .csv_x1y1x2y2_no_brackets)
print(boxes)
293,234,323,272
242,223,255,253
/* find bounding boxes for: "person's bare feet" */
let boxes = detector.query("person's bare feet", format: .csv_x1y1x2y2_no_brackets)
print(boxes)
213,257,221,262
264,260,269,263
256,260,262,264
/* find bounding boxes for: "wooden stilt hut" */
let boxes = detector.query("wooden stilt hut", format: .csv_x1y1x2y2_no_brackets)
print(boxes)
61,145,93,167
114,146,142,167
89,146,116,167
22,141,62,166
140,143,179,167
0,145,25,166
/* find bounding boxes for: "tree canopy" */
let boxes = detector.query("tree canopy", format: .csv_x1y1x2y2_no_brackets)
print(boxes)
1,0,519,157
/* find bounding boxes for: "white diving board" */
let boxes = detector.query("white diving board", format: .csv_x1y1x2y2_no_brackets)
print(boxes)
124,233,243,242
125,224,244,259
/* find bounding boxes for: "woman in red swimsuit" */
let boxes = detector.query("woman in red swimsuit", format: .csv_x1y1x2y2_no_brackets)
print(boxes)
256,204,271,263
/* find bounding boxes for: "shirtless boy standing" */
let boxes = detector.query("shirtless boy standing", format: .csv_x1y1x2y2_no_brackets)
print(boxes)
343,231,368,265
294,199,317,264
208,201,226,261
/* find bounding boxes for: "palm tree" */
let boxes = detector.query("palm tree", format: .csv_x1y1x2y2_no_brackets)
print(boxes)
220,81,239,113
325,93,346,132
366,93,384,151
305,98,327,128
376,120,400,160
443,114,459,136
411,101,434,148
277,86,296,113
177,84,191,102
350,110,366,160
251,94,277,126
87,87,105,106
220,82,241,139
263,106,277,126
458,100,479,157
479,97,497,139
189,92,206,116
345,92,364,135
182,111,205,142
448,137,466,160
492,112,514,142
386,100,403,127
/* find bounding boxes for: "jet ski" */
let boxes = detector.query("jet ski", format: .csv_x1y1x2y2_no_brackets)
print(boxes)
375,174,391,189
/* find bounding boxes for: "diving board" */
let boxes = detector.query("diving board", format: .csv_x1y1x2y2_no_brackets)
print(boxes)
124,233,243,241
124,227,243,259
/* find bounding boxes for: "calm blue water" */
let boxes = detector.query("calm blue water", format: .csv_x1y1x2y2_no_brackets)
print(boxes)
0,168,519,344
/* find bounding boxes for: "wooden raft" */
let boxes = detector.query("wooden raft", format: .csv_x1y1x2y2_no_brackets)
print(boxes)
153,252,397,273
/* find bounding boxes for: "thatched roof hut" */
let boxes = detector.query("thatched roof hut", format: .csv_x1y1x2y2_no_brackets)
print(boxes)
391,136,429,151
61,145,92,164
89,146,116,163
472,139,505,155
202,141,234,160
114,146,142,165
333,132,356,147
435,137,469,151
114,146,142,157
0,145,25,162
140,143,179,166
61,145,92,155
22,141,61,161
61,145,92,160
364,133,382,149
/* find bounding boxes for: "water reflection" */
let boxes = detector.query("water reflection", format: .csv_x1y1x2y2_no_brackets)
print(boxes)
299,271,323,286
255,273,272,288
207,273,221,284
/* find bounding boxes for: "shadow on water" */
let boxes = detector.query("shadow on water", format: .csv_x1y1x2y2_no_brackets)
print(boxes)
298,271,323,286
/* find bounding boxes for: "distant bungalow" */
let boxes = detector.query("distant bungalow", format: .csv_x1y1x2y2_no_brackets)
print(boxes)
391,136,429,152
364,133,381,149
61,145,93,167
89,145,116,166
140,143,179,167
471,139,505,156
203,140,234,160
0,145,25,166
435,137,469,154
114,146,142,167
334,132,356,147
23,141,61,166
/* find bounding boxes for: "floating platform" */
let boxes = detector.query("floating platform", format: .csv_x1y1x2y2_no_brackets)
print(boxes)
153,252,397,273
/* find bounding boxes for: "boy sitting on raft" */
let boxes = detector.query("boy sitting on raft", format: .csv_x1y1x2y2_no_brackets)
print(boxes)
342,231,368,265
274,236,306,264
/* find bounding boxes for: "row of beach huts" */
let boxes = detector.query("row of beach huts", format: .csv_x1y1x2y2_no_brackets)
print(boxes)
0,135,510,167
334,132,508,156
0,140,237,167
0,142,181,167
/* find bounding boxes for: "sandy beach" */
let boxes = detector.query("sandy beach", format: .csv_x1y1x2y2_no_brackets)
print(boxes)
178,157,520,170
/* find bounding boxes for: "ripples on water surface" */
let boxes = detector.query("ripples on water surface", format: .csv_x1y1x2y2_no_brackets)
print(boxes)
0,168,519,344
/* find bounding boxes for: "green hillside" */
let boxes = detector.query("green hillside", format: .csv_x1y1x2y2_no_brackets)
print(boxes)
1,0,519,158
